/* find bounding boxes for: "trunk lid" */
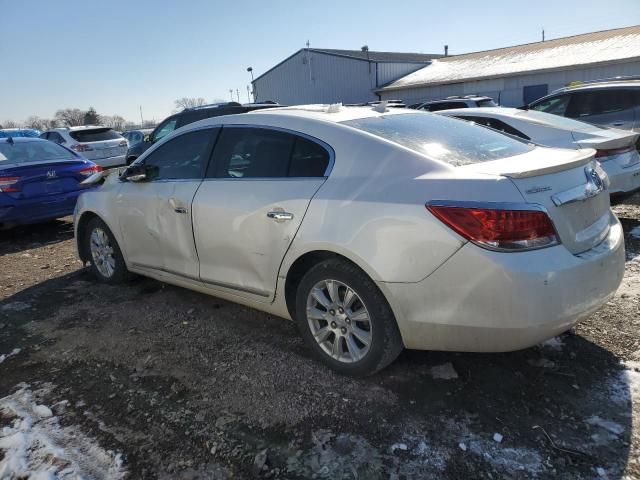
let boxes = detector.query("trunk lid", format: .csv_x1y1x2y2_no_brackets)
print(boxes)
0,160,92,200
463,147,611,254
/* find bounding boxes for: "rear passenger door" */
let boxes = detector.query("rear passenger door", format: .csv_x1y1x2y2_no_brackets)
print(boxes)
192,126,332,302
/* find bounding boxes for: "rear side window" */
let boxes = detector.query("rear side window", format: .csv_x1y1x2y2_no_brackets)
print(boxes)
455,116,530,140
0,141,74,164
567,89,634,117
209,127,330,178
530,95,569,115
342,113,533,166
69,128,121,142
476,99,497,107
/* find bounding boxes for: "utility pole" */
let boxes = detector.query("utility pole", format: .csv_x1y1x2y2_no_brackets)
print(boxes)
542,28,545,42
139,105,144,126
229,89,233,101
236,89,240,103
246,85,251,102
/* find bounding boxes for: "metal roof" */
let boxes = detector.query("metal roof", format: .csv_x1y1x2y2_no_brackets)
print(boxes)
379,25,640,92
252,48,441,83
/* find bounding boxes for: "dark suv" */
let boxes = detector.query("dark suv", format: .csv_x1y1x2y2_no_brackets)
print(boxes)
125,101,282,164
527,79,640,134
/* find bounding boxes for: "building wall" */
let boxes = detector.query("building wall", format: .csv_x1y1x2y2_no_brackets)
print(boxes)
254,51,428,105
379,60,640,106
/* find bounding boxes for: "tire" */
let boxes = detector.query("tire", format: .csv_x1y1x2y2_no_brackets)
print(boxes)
84,217,131,284
295,258,403,376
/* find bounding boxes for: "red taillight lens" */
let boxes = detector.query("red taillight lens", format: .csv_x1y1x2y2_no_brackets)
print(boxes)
119,140,128,147
71,144,94,152
0,176,20,193
595,145,634,159
78,165,103,176
427,204,559,251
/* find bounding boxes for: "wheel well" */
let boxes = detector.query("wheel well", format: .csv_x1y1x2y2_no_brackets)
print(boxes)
284,250,362,320
126,156,137,165
76,212,99,263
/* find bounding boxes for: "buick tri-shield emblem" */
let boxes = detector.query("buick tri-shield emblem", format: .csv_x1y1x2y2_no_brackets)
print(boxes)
46,170,57,178
585,165,604,191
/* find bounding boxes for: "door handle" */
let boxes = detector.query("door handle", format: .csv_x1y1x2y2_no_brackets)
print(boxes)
267,211,294,221
612,121,625,126
174,207,188,214
169,197,188,214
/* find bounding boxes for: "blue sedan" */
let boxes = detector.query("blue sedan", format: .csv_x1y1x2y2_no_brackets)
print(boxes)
0,137,101,228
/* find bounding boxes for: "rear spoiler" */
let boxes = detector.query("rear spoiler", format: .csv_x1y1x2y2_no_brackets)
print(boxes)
79,166,127,186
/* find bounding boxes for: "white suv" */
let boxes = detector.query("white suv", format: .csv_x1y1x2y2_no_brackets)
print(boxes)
418,95,497,112
40,126,128,167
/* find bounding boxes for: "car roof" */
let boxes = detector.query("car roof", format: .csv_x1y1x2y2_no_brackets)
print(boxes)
551,80,640,95
437,107,520,117
424,96,490,104
241,104,417,124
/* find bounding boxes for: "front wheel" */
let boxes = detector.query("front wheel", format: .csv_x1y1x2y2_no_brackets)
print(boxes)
84,217,131,284
295,258,403,376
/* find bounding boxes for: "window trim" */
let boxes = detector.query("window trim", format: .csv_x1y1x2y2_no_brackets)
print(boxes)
205,124,335,180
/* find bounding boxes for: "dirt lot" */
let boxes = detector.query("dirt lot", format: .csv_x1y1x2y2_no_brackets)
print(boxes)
1,196,639,480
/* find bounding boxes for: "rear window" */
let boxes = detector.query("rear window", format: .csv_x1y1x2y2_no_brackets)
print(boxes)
69,128,121,143
342,113,533,166
0,141,75,164
476,99,497,107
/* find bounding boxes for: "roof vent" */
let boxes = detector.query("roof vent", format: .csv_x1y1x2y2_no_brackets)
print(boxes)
326,103,342,113
372,101,388,113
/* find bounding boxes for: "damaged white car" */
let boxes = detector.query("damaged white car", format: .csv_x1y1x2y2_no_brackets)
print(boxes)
74,105,625,375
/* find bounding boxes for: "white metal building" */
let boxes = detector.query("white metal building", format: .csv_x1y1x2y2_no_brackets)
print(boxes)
252,48,442,105
378,26,640,106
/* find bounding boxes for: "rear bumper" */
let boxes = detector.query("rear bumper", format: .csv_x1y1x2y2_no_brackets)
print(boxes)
92,154,126,168
601,157,640,194
0,189,90,226
380,213,625,352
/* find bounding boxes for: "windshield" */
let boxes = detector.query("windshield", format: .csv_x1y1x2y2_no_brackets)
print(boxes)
342,113,533,166
515,110,605,132
0,141,75,164
0,129,41,138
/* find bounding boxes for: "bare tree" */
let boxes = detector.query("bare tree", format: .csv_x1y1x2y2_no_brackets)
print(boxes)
25,116,49,131
83,107,100,125
101,115,127,131
55,108,87,127
2,120,21,128
174,97,207,112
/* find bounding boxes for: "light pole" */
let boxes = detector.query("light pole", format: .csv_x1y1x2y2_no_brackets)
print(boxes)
247,67,255,101
229,89,233,101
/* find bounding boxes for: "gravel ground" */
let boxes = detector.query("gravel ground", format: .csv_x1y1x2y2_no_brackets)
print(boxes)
0,195,639,479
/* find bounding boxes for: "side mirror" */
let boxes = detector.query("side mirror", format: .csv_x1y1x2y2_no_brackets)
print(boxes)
144,134,152,142
122,164,158,182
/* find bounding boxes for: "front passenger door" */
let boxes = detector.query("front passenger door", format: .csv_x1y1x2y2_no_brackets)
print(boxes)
116,127,218,279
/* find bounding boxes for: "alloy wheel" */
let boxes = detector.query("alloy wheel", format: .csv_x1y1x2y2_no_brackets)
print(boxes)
90,227,116,278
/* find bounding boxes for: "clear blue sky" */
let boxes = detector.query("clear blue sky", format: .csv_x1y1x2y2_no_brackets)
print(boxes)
2,0,639,124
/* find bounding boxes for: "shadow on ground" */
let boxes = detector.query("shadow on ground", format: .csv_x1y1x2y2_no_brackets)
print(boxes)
0,266,633,479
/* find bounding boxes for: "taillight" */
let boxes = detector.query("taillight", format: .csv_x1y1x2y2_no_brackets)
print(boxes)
78,165,103,176
594,145,634,159
0,176,20,193
427,203,559,251
71,144,94,152
119,140,128,147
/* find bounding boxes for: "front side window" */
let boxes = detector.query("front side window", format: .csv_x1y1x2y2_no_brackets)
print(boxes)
209,127,330,178
530,95,569,115
153,118,178,142
342,113,533,167
423,102,466,112
143,128,216,180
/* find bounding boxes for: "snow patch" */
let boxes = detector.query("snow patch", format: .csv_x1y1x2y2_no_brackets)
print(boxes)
630,226,640,239
586,416,624,436
540,337,563,351
0,383,126,479
1,302,31,312
429,363,458,380
0,348,21,364
493,433,503,443
390,442,408,453
608,361,640,406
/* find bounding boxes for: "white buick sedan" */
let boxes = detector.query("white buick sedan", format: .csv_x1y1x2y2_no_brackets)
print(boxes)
74,105,625,376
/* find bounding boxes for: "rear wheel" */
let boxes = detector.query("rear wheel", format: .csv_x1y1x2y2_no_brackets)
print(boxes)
295,258,403,376
84,217,131,284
